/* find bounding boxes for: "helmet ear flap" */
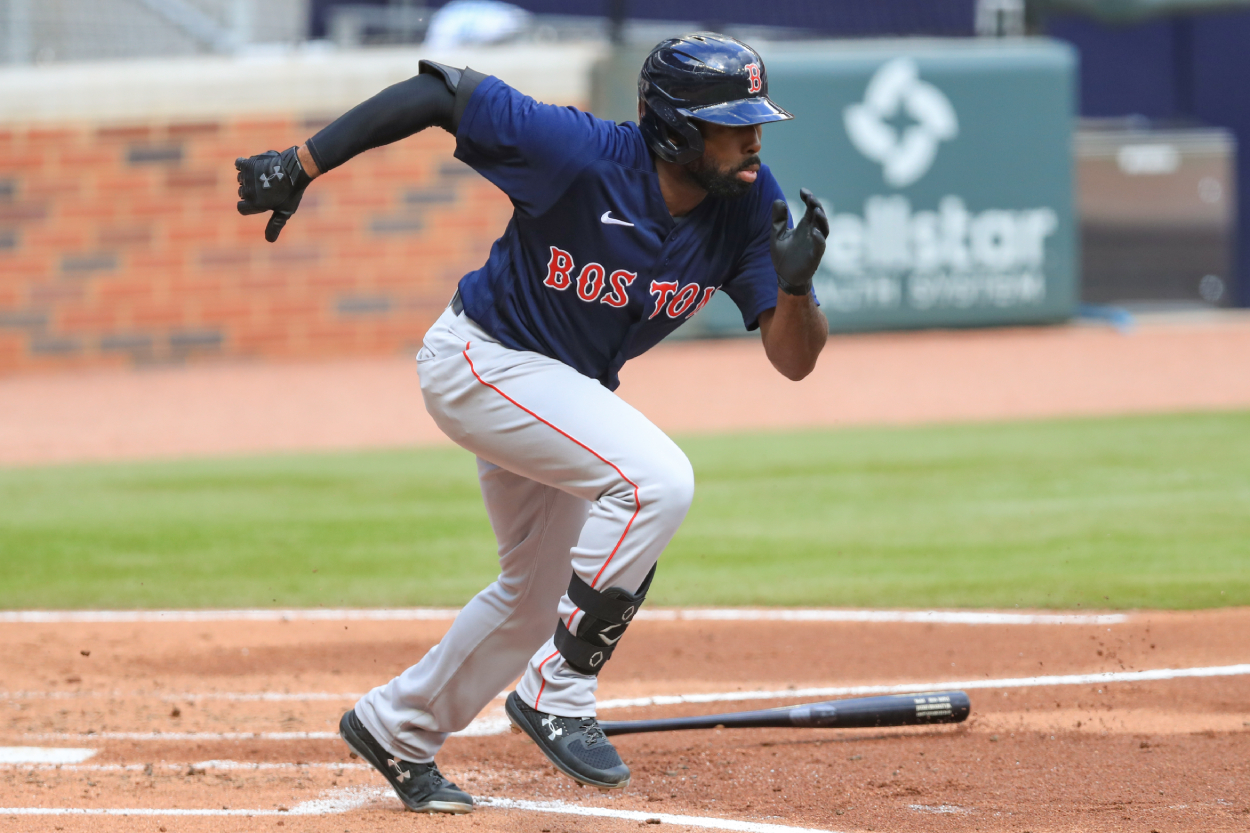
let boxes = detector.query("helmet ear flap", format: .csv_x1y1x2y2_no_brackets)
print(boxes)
640,97,704,166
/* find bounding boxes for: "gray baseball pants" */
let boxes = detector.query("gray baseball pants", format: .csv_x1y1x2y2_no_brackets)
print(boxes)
354,305,693,763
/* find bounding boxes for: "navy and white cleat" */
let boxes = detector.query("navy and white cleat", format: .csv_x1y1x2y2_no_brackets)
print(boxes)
338,709,473,814
505,691,630,790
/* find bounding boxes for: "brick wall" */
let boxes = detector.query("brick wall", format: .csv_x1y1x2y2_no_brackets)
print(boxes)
0,116,515,373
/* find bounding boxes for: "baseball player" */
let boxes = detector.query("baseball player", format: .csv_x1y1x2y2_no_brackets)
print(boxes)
235,33,828,814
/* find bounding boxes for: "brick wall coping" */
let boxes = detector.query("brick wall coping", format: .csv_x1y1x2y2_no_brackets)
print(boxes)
0,43,598,125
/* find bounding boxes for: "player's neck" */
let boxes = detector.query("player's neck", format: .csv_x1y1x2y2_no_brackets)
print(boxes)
654,156,707,218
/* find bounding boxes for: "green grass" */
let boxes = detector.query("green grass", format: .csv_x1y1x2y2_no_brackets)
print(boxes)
1,411,1247,610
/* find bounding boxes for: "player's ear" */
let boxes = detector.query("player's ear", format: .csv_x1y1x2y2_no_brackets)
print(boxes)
662,122,696,156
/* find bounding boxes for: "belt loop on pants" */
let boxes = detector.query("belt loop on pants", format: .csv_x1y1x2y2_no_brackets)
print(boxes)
450,289,464,316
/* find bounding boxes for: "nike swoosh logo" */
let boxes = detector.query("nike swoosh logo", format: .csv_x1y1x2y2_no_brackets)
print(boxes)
601,211,635,227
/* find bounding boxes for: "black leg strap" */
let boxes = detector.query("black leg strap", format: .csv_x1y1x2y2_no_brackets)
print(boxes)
554,617,609,673
553,565,656,676
566,566,654,625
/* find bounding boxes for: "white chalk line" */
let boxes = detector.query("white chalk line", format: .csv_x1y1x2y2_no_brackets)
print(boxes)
0,787,844,832
0,785,396,818
20,731,344,741
0,690,364,701
593,662,1250,710
19,723,516,742
0,607,1128,625
21,724,515,744
17,711,512,743
0,809,295,817
0,760,371,772
0,747,96,764
14,663,1250,744
476,797,842,833
660,609,1126,626
909,804,973,815
0,609,463,623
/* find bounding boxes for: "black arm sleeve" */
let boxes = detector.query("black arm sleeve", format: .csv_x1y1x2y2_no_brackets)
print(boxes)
303,64,483,175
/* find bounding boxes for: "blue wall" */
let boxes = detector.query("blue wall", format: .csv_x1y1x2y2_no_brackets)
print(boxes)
469,0,977,36
1048,10,1250,305
309,0,977,39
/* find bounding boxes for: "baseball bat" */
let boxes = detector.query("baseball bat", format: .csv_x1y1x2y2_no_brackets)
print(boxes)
599,691,970,736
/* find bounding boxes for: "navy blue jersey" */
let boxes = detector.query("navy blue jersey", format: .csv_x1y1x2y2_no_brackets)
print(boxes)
454,76,790,391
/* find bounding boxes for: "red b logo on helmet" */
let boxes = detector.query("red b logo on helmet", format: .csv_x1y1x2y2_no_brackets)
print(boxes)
745,63,762,94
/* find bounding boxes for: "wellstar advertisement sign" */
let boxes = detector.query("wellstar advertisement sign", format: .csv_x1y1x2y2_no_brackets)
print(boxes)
780,40,1076,331
694,39,1077,334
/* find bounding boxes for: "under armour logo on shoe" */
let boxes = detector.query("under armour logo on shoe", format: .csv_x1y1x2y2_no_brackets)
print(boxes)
541,715,563,741
387,758,411,782
259,164,285,189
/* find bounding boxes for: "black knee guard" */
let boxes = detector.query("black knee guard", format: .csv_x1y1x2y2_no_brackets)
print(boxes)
553,565,656,676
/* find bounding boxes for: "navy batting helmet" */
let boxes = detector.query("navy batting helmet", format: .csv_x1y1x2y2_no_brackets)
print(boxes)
638,32,792,166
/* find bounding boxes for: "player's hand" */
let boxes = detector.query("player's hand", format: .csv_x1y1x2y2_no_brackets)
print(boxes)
235,146,311,242
769,188,828,296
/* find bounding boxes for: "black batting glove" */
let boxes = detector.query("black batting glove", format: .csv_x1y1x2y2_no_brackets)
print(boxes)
235,146,312,242
770,188,829,296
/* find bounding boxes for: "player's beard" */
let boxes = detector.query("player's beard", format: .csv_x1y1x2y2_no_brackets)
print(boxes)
684,154,761,200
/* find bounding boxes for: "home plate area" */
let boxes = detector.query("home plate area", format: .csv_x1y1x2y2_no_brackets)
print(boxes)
2,609,1249,832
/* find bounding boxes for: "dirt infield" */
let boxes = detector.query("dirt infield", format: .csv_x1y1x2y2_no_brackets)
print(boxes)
3,311,1250,466
3,314,1249,830
2,610,1249,832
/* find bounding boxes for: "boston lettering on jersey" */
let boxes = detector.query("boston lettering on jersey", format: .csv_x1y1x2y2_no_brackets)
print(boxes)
451,76,795,391
542,245,719,319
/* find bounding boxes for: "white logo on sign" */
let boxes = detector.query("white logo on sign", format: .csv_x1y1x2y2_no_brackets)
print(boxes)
844,58,958,188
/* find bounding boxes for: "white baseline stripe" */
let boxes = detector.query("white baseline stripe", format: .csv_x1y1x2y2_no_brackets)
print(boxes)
650,609,1127,626
0,809,293,817
25,731,341,741
0,747,96,764
477,797,841,833
0,787,390,816
0,690,364,701
0,791,843,832
173,691,361,702
0,761,371,772
594,663,1250,710
19,663,1250,743
24,711,511,742
0,608,1127,625
0,608,463,623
